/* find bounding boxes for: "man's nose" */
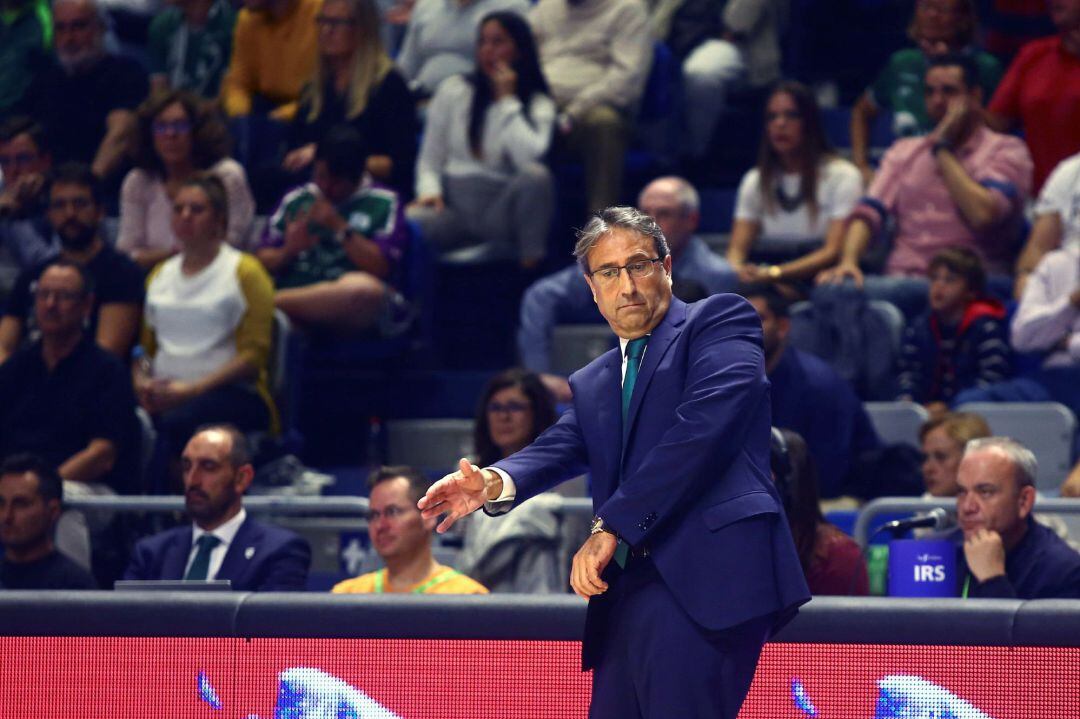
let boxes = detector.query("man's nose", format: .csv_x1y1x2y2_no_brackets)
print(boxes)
618,268,637,294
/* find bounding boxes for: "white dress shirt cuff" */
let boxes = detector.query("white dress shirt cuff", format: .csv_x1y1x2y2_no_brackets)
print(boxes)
484,467,516,515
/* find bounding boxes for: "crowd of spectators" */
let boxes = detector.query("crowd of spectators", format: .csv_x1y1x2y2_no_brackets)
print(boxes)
0,0,1079,599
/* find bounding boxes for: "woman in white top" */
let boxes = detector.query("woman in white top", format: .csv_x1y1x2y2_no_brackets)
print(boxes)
118,90,255,270
136,174,276,462
727,81,863,289
407,11,555,268
1014,150,1080,298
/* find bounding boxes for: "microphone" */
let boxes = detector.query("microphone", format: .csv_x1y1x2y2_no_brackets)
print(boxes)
877,508,953,534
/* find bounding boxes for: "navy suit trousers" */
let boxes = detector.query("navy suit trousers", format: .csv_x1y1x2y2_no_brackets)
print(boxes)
588,558,771,719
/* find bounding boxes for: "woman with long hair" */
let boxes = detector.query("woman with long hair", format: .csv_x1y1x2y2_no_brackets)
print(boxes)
407,11,555,268
771,428,868,595
850,0,1002,183
118,90,255,269
726,81,862,291
282,0,418,196
461,367,568,594
136,174,276,463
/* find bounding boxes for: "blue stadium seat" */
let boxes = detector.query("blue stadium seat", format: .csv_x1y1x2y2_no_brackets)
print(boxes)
384,418,474,474
864,401,929,447
954,402,1077,492
550,325,617,376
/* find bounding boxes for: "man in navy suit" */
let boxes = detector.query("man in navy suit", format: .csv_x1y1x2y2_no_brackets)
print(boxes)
123,425,310,591
420,207,810,718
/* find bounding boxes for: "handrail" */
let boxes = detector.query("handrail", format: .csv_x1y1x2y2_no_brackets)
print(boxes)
0,593,1077,646
65,494,597,517
65,495,371,515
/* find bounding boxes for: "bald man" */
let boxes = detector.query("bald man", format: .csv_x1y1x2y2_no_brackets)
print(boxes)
956,437,1080,599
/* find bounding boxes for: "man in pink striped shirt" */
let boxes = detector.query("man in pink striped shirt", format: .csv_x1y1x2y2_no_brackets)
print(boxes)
820,53,1033,316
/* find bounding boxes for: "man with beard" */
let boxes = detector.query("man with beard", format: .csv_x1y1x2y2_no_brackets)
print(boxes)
0,163,143,364
124,424,311,590
18,0,147,182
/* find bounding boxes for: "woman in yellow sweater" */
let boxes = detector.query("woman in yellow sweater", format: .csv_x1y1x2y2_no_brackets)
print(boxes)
135,174,277,474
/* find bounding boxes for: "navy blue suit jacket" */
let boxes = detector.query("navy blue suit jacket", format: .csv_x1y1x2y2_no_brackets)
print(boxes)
495,295,810,665
123,515,311,591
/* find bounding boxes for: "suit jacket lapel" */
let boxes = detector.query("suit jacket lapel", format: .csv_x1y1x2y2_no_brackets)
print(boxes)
164,527,194,580
623,299,687,454
217,517,257,584
594,348,623,501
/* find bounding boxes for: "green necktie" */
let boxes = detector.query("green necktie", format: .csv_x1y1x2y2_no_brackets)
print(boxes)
184,534,221,581
622,336,649,424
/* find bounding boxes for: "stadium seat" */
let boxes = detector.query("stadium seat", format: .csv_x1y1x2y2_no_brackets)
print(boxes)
550,325,617,376
790,297,905,367
385,418,474,473
864,401,929,447
954,402,1077,491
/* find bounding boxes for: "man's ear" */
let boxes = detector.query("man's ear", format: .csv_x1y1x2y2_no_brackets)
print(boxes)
584,273,597,304
46,498,62,526
235,464,255,494
1017,485,1036,519
81,291,96,323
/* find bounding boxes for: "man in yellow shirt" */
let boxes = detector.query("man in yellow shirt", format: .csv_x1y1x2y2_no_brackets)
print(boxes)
333,466,488,594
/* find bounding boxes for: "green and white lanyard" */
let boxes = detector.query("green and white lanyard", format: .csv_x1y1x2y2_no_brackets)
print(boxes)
373,568,461,594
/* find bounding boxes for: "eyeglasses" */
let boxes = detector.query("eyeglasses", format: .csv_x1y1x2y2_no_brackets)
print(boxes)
366,505,412,522
32,286,84,303
315,14,357,28
488,401,530,414
152,119,192,136
48,196,93,211
588,257,663,286
0,152,38,170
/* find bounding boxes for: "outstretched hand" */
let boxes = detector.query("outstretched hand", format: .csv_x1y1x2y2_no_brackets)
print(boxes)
418,458,500,533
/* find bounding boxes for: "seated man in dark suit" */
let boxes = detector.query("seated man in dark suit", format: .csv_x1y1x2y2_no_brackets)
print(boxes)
124,425,310,590
956,436,1080,599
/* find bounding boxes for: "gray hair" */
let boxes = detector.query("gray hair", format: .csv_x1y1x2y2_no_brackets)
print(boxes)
573,206,670,273
963,436,1037,489
639,176,700,214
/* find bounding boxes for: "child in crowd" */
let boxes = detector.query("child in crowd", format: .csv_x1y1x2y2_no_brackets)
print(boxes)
897,247,1011,411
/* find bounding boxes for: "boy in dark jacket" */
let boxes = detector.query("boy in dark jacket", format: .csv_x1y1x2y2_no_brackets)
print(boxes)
897,247,1011,410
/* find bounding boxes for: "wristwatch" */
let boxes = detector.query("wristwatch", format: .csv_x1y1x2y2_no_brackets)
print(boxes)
590,516,615,536
590,516,617,537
